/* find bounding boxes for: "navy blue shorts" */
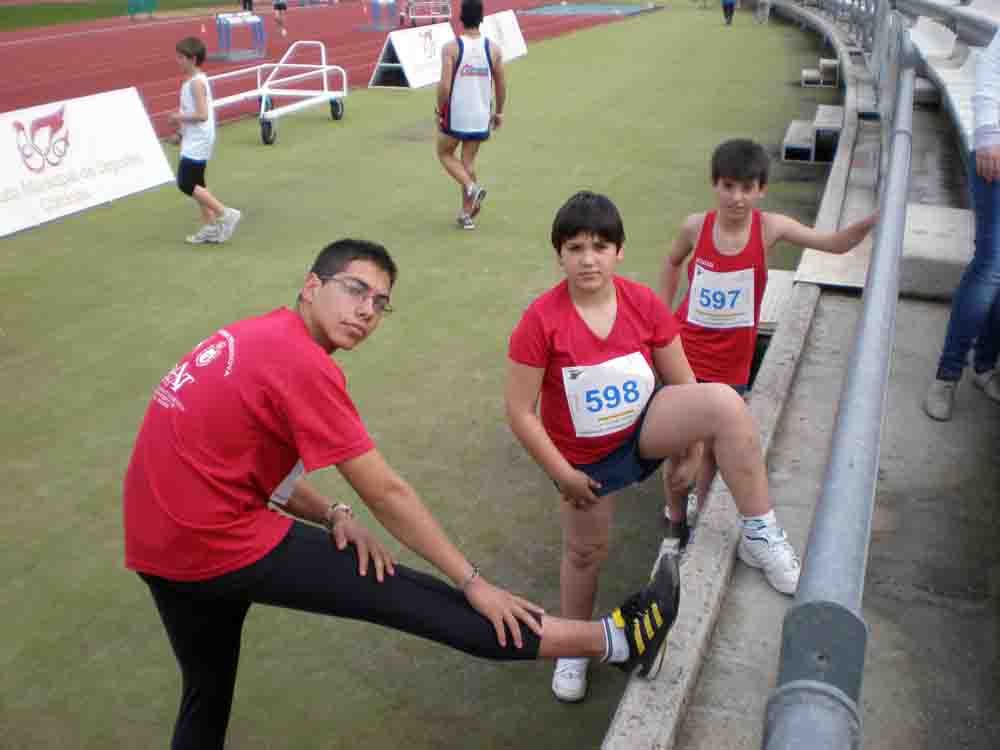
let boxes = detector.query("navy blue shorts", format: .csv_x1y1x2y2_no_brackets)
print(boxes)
573,386,665,497
440,127,490,142
177,157,207,196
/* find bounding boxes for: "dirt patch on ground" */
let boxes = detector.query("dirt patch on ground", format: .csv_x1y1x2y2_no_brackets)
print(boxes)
388,117,437,143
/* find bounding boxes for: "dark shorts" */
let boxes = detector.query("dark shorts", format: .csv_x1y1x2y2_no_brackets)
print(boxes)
177,157,207,196
698,379,748,397
573,385,665,497
440,127,490,142
273,2,287,10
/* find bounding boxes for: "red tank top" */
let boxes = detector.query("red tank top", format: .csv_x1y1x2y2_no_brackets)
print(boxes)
676,210,768,385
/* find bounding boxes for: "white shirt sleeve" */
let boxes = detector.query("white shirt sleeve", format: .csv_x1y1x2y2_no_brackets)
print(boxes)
973,31,1000,151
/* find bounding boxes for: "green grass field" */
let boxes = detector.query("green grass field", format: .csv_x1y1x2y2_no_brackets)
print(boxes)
0,8,835,748
0,0,230,31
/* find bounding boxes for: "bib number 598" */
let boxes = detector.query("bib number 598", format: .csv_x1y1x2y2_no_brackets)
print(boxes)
585,380,641,412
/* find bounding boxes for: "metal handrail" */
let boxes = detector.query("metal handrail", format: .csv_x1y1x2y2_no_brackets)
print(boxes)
761,26,918,750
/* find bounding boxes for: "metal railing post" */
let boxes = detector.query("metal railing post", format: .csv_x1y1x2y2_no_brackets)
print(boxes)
761,29,918,750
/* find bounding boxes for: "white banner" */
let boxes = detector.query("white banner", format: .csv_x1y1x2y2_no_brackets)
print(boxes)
368,11,526,89
370,22,456,89
482,10,527,63
0,87,173,238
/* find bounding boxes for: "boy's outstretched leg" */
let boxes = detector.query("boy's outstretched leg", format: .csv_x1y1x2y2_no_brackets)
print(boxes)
539,550,680,683
640,383,801,595
607,551,681,679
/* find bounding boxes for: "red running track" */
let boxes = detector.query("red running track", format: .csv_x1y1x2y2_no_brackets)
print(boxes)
0,1,635,136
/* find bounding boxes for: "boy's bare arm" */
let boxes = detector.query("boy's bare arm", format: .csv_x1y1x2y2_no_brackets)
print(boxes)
505,360,601,506
436,42,458,113
651,337,697,387
179,79,211,123
661,214,700,309
505,361,577,484
491,47,506,127
764,211,879,255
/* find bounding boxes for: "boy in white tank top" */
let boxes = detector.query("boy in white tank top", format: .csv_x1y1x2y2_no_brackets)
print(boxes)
435,0,506,230
167,37,241,245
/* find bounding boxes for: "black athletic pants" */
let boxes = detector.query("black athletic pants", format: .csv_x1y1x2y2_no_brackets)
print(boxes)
141,522,541,749
723,2,735,23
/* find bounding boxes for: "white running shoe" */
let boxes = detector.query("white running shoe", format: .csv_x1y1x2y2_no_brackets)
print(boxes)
218,208,242,242
972,368,1000,404
924,378,957,421
552,658,589,702
185,224,221,244
738,525,800,595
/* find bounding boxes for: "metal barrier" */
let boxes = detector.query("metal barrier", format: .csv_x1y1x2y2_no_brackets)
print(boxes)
896,0,998,44
207,41,348,145
761,24,918,750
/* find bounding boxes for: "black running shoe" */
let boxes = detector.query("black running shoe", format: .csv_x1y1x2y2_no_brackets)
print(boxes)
611,552,681,678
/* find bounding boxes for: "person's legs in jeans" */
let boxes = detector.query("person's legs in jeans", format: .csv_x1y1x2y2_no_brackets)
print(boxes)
971,294,1000,373
937,151,1000,380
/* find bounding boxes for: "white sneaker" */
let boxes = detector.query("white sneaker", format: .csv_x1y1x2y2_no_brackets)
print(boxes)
924,378,957,421
185,224,221,244
972,369,1000,404
217,208,242,242
552,657,589,702
738,525,800,595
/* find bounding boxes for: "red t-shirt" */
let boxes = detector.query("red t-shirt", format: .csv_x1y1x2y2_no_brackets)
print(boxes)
508,276,679,465
676,210,768,385
123,308,375,581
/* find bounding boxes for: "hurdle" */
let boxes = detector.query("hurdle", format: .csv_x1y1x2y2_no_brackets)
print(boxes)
208,12,267,63
207,41,348,145
399,0,451,26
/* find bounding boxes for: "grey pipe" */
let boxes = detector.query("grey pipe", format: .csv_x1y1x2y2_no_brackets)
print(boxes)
762,29,917,750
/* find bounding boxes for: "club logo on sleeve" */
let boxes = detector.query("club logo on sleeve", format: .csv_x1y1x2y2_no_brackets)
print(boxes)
195,342,226,367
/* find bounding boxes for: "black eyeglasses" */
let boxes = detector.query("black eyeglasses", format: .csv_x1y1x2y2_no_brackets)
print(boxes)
319,274,394,315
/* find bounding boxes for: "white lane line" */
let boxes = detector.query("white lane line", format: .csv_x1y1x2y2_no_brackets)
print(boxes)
0,14,207,48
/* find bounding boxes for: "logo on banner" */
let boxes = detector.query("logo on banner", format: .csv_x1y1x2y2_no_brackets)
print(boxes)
13,106,69,174
421,29,436,60
491,23,506,49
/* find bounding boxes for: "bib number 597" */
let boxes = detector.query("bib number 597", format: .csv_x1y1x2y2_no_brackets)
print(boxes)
698,287,741,310
585,380,641,412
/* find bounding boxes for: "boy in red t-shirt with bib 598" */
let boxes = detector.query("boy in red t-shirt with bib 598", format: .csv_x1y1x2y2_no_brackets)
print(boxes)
506,191,807,704
661,139,877,566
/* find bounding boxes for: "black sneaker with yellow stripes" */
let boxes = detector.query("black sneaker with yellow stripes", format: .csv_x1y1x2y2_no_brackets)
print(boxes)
611,552,681,678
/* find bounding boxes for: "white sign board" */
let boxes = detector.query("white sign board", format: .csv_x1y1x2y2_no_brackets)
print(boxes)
482,10,527,63
0,87,173,238
369,22,456,89
369,11,527,89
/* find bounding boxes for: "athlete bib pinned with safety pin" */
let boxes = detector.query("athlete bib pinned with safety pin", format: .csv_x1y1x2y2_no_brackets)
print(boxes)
687,265,755,329
562,352,656,438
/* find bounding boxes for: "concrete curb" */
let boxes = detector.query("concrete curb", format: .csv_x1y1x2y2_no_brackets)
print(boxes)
602,4,862,747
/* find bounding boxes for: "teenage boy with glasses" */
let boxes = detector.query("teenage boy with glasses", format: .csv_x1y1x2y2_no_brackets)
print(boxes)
123,238,680,749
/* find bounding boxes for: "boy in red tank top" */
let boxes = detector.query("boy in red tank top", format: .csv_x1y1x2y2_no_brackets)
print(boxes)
660,139,877,550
